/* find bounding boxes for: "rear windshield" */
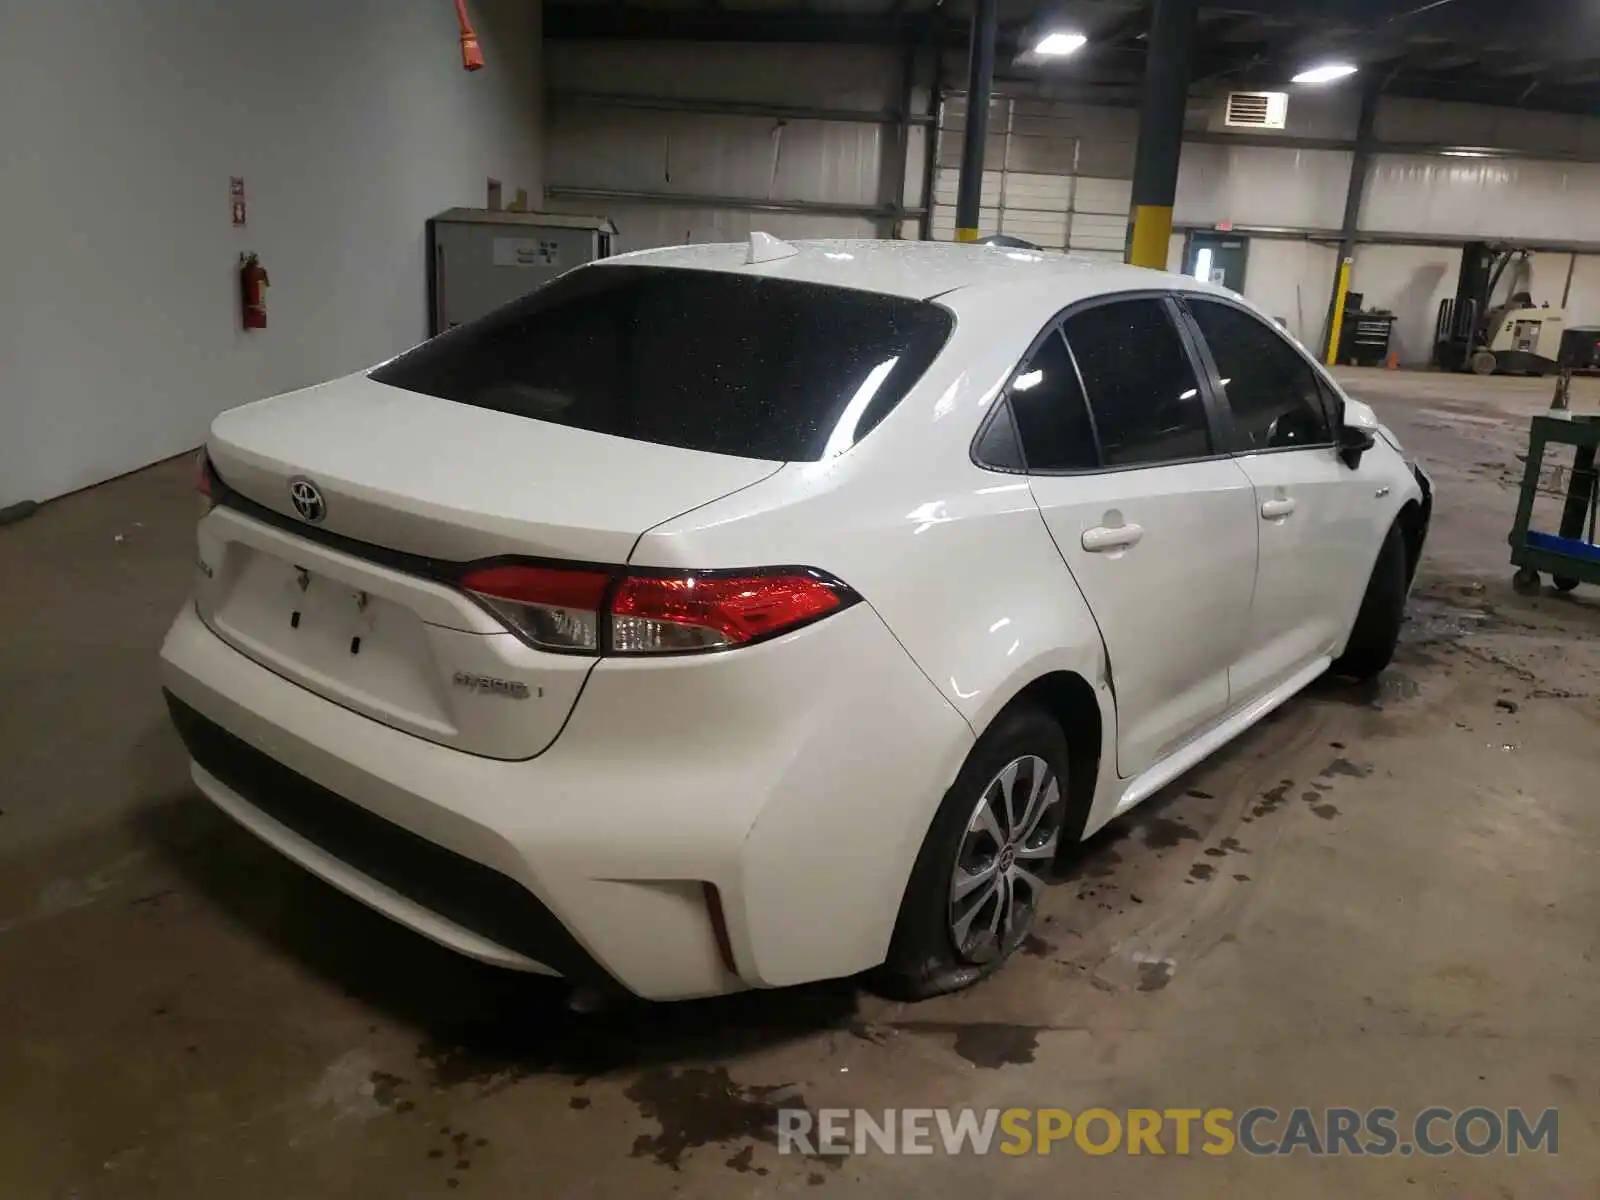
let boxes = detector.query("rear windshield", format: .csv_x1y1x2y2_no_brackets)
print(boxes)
371,264,954,461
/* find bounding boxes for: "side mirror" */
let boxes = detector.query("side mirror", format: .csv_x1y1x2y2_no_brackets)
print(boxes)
1338,422,1376,468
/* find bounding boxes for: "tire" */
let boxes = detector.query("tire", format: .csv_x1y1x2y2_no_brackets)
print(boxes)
1470,349,1498,376
1553,575,1580,593
875,705,1073,1000
1332,523,1408,680
1513,566,1542,596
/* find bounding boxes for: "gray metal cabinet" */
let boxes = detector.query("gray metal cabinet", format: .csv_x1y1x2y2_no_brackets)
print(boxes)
427,209,616,335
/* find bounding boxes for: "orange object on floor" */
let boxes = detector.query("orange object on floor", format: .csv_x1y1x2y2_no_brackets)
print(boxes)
1386,350,1399,370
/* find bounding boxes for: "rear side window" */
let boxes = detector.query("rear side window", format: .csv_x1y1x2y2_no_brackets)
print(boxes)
1186,299,1332,449
1062,299,1211,467
371,265,953,461
1004,330,1098,471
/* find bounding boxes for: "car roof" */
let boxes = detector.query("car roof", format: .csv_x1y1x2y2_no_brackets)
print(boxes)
598,236,1226,309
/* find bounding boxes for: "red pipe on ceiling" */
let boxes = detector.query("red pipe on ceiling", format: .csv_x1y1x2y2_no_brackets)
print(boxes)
455,0,484,71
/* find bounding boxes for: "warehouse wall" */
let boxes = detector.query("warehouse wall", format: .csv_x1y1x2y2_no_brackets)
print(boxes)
1174,145,1352,230
1162,233,1334,349
1376,97,1600,157
544,41,919,249
0,0,542,509
1173,92,1600,360
1240,242,1340,350
543,41,1600,367
1363,157,1600,243
1348,245,1585,365
1347,245,1457,365
1350,140,1600,361
1564,257,1600,330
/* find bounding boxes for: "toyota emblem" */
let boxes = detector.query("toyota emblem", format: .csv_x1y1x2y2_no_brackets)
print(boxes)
288,477,327,524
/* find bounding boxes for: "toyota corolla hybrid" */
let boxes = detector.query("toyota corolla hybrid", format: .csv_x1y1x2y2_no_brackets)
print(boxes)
161,237,1431,1001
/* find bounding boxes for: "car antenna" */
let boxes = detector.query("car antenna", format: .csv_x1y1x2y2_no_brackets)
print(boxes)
747,231,799,264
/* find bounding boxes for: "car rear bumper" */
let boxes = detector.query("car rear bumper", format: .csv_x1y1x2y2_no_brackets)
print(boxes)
159,600,972,1000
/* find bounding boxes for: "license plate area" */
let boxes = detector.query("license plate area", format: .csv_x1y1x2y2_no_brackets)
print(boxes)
195,509,596,759
277,567,408,673
210,547,455,736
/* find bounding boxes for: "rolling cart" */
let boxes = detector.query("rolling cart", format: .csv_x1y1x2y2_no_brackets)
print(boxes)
1508,413,1600,594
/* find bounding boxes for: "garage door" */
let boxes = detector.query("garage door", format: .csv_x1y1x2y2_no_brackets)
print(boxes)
931,93,1132,259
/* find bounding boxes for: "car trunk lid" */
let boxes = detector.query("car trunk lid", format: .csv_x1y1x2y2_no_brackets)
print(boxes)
197,374,780,759
207,374,781,565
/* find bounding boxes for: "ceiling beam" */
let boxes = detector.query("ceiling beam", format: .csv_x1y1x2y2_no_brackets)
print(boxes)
1203,0,1600,64
542,1,1600,114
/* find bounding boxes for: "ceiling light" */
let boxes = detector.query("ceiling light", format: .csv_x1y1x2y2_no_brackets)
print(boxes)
1292,62,1358,84
1034,31,1088,57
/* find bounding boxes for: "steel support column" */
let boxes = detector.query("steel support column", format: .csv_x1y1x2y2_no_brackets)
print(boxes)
1323,75,1383,363
884,33,917,238
918,13,944,241
953,0,998,243
1127,0,1196,269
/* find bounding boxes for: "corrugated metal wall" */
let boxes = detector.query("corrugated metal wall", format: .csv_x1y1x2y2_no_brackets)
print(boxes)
543,42,1600,352
1240,241,1339,350
1174,145,1353,229
1363,157,1600,243
1375,96,1600,156
543,40,917,250
549,107,886,208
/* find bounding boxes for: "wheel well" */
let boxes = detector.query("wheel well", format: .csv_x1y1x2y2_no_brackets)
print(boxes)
1002,671,1102,855
1396,498,1427,587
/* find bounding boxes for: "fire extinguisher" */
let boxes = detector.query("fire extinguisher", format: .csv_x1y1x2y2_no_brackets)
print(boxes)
240,252,269,330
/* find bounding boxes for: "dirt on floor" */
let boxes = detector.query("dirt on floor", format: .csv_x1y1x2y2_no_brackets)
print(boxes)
1,369,1598,1199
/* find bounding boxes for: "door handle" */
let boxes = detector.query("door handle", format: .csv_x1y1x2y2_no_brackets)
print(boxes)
1082,523,1144,552
1260,497,1297,520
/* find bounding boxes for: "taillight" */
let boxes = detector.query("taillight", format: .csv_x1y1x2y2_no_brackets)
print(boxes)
195,448,219,509
459,564,612,653
196,448,219,499
456,564,854,656
612,572,846,653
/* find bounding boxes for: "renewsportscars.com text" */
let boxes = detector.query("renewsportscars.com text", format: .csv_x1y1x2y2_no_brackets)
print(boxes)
778,1106,1559,1158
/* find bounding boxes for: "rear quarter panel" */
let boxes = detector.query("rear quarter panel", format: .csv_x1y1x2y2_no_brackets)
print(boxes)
631,336,1122,843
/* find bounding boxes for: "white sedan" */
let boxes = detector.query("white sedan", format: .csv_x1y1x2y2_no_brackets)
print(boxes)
160,237,1431,1001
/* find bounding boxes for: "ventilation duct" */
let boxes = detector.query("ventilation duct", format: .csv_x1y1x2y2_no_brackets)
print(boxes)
1223,91,1289,130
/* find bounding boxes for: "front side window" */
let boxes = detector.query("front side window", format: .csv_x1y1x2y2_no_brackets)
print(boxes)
1186,299,1333,450
371,265,954,462
1061,299,1212,467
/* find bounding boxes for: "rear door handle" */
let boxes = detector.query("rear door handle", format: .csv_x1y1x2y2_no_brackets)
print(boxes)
1260,498,1297,520
1082,523,1144,552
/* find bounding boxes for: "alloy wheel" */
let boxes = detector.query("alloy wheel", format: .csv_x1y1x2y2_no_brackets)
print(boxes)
947,754,1064,964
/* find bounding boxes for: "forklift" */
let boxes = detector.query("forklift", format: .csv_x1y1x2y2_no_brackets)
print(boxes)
1432,241,1566,376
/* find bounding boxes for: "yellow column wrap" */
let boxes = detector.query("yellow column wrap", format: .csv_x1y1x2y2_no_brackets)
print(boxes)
1326,257,1352,366
1127,205,1174,270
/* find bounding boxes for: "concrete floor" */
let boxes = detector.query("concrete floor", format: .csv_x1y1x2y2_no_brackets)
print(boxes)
2,369,1598,1199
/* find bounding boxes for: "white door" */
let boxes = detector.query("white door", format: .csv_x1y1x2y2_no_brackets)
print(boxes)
1179,297,1376,701
1000,298,1259,779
